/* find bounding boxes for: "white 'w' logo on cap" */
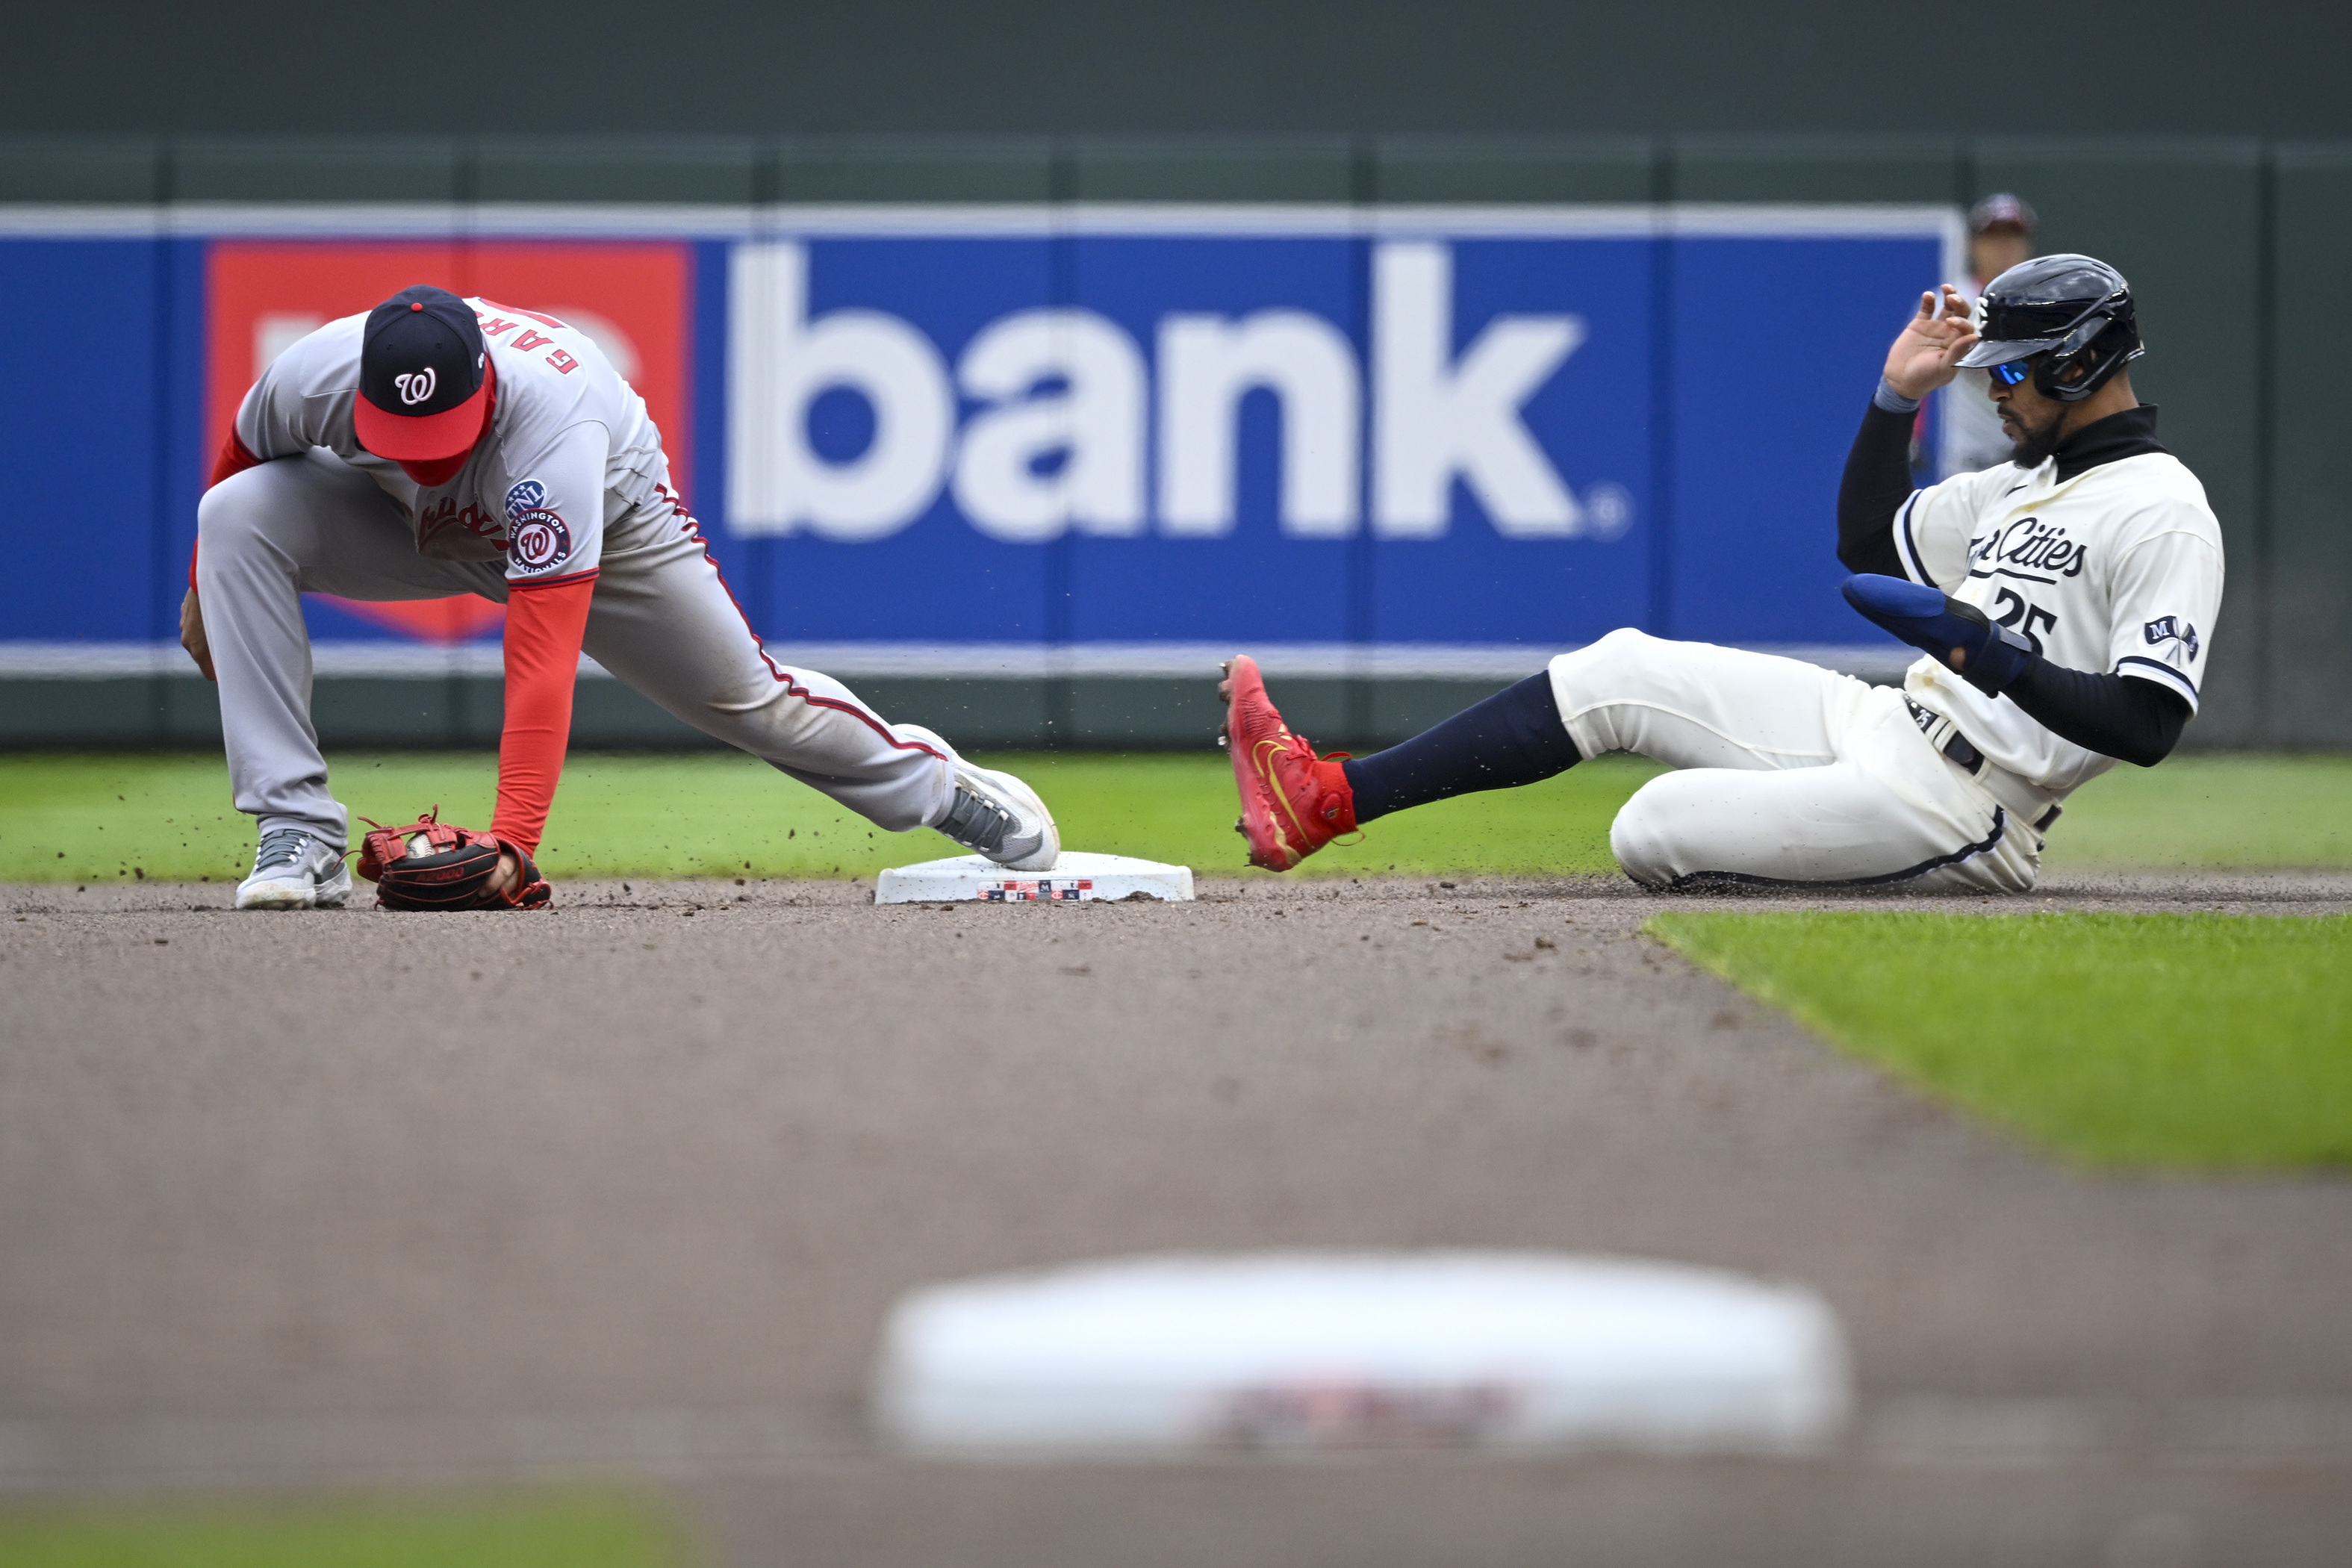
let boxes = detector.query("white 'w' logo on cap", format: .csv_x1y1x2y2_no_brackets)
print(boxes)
394,367,438,405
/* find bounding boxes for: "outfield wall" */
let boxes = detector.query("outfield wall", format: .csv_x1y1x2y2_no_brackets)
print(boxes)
1,136,2341,751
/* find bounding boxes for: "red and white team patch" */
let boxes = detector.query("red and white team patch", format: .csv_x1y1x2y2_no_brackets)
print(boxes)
508,508,573,573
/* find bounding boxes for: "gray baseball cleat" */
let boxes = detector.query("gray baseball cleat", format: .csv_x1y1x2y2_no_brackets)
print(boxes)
235,827,355,910
901,725,1060,872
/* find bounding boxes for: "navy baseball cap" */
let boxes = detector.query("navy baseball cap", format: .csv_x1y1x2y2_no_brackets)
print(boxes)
356,284,489,461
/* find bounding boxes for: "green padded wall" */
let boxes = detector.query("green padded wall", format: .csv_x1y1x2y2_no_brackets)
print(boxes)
1670,136,1964,203
1372,137,1657,203
0,137,162,202
769,138,1054,203
2265,144,2352,746
1067,137,1355,202
472,138,759,203
171,138,461,202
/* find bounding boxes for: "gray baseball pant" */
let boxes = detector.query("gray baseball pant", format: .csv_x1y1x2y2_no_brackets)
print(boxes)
194,450,956,854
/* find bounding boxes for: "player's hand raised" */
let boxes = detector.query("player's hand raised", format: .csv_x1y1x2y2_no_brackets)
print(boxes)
1883,285,1978,401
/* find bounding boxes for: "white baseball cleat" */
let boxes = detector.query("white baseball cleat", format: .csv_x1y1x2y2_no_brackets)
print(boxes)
235,828,354,910
900,725,1060,872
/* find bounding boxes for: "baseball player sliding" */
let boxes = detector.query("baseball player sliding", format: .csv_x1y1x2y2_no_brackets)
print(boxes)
184,284,1057,909
1223,255,2221,892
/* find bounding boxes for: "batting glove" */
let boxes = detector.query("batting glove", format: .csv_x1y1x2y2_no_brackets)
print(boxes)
1842,573,2039,696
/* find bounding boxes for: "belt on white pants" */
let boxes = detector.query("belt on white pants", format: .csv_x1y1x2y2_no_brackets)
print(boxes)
1903,697,2065,834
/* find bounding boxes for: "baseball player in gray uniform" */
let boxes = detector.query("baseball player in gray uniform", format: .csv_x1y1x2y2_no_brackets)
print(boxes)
1222,255,2221,892
184,284,1058,909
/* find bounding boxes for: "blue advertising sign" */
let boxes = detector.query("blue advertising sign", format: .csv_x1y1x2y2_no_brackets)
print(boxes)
0,205,1957,675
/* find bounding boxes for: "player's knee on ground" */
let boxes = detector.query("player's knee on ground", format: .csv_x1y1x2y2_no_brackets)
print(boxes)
1546,627,1662,756
1606,775,1683,889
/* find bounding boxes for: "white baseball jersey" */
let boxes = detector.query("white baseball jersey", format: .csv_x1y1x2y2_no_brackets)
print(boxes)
1889,431,2224,794
232,299,673,587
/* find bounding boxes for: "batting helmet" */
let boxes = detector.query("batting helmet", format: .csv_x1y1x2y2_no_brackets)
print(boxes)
1956,254,2144,404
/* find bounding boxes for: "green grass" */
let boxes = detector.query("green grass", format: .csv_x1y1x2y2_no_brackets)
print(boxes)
0,750,1661,883
1649,911,2352,1169
2,748,2350,884
0,1490,677,1568
2039,753,2352,870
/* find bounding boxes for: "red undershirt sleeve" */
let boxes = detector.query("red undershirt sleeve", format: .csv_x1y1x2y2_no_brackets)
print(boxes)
491,573,598,853
209,430,264,489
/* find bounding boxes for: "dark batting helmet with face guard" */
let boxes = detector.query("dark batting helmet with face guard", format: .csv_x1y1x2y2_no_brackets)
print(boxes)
1957,253,2144,404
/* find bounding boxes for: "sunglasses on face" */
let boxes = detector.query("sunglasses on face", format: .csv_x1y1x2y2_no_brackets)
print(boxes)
1987,358,2035,388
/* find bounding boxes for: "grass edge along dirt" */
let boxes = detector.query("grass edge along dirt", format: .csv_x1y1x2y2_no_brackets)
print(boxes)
6,750,2352,884
1648,910,2352,1172
0,751,1657,884
0,1487,679,1568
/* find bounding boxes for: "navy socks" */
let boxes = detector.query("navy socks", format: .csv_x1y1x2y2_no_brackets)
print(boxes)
1340,672,1583,824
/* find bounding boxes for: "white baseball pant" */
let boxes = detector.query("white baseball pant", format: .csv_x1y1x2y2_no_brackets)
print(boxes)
195,450,954,853
1548,629,2045,893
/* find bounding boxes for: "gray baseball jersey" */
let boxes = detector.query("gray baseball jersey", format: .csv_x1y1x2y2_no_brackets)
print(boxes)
232,298,669,588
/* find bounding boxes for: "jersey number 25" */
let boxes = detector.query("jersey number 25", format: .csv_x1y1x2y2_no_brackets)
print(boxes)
1991,588,2058,654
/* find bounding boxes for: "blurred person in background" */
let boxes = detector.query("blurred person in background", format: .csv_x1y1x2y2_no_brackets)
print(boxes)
1938,193,2040,476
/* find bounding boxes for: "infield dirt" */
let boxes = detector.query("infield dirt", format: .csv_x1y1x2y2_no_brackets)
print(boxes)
4,872,2350,1566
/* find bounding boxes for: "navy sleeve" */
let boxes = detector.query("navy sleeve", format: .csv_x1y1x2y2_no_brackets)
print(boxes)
2006,660,2191,768
1836,402,1916,577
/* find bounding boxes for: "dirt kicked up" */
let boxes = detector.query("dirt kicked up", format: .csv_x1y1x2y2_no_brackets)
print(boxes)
4,872,2351,1568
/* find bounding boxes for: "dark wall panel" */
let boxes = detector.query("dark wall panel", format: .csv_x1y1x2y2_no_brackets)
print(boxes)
2265,145,2352,746
1976,139,2267,746
770,139,1054,203
1068,139,1354,202
10,2,2352,140
1670,137,1962,204
0,137,161,202
172,139,461,203
1372,137,1656,204
473,139,759,204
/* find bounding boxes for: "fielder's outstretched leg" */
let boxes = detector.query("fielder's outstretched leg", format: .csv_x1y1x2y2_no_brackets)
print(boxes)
579,514,1058,869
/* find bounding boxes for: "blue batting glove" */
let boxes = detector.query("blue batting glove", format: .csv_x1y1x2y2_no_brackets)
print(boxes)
1841,573,2039,695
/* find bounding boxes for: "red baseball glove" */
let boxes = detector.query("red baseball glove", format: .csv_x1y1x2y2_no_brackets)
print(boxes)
355,808,552,911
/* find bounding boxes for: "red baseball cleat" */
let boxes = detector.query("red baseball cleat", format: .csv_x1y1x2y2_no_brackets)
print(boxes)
1219,655,1360,871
